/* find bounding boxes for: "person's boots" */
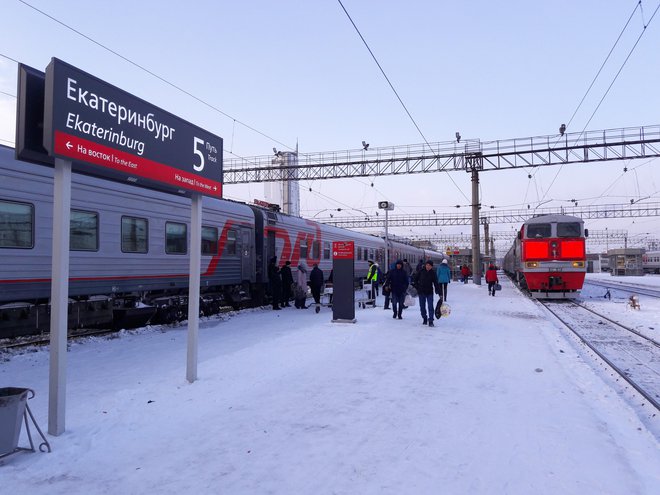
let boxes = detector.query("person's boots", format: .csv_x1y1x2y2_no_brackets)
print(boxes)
428,319,434,327
397,308,403,319
422,317,427,325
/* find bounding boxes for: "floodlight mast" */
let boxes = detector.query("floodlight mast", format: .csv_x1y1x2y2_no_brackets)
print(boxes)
378,201,395,271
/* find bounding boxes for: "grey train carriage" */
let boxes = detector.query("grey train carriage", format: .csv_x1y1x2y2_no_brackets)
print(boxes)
0,144,442,338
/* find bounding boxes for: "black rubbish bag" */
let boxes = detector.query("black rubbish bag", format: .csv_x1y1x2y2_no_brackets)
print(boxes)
434,299,443,319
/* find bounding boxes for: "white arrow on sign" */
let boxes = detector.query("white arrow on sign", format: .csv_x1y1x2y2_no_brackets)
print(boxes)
66,141,73,150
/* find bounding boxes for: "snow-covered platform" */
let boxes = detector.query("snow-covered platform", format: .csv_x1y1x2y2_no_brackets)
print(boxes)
2,276,659,494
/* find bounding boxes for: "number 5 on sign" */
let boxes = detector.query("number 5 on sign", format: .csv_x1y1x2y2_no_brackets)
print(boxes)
193,137,205,171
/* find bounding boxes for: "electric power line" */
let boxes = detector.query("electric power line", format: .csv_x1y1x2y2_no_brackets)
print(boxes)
336,0,469,203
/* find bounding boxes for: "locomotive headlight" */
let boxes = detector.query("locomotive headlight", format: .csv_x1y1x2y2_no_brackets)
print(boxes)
526,261,539,268
572,261,584,268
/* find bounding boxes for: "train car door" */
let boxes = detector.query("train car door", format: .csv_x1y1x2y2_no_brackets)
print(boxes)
241,229,252,280
267,230,276,262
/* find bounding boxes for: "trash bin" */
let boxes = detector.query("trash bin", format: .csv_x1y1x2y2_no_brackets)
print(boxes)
0,387,29,457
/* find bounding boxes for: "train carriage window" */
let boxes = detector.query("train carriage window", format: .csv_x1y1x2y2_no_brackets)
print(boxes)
121,216,148,253
165,222,187,254
323,242,331,260
313,240,320,260
0,200,33,248
557,222,581,237
526,223,551,238
70,210,98,251
225,229,237,255
202,226,218,255
300,239,308,259
357,246,362,260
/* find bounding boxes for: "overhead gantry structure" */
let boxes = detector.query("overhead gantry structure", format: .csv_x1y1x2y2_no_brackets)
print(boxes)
224,124,660,283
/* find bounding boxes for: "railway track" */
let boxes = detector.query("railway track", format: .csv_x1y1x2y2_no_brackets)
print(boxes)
0,328,123,351
583,279,660,299
541,300,660,413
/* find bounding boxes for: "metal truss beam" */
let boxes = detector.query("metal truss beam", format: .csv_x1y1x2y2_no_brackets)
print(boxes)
315,203,660,228
224,125,660,183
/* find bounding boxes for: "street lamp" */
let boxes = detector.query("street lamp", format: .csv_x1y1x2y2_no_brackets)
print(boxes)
378,201,395,270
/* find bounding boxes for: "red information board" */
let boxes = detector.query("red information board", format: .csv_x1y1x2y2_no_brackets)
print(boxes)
333,241,354,260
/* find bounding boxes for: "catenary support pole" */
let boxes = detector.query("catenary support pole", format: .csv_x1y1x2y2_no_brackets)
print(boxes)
471,168,482,285
187,193,202,383
49,158,72,436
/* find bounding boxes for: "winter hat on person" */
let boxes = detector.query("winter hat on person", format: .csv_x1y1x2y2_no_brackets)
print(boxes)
285,261,291,266
425,260,434,266
395,260,403,266
442,259,448,264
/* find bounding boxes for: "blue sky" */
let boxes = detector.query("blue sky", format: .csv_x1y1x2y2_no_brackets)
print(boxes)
1,0,659,249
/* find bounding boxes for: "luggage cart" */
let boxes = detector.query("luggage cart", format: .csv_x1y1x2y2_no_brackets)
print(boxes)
358,282,376,309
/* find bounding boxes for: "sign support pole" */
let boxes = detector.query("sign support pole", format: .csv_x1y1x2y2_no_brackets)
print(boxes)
48,158,72,435
186,193,202,383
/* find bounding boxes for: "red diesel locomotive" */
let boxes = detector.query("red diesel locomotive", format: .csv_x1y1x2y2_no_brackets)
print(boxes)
503,214,588,298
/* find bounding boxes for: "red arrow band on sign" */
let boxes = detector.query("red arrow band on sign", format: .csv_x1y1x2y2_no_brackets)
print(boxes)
54,131,223,197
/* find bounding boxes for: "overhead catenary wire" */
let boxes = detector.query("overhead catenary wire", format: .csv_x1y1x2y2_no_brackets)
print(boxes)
539,1,659,203
336,0,469,203
15,0,294,159
13,3,405,213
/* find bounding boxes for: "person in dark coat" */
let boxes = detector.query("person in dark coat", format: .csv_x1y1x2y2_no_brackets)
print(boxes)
382,261,396,310
280,261,294,307
309,263,324,304
267,256,282,310
389,260,409,320
402,259,413,277
485,264,499,296
417,260,441,327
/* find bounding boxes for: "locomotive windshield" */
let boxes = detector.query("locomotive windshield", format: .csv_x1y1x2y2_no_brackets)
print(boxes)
557,222,581,237
526,223,551,238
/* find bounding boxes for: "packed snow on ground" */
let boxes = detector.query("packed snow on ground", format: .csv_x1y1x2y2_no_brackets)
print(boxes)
2,277,659,494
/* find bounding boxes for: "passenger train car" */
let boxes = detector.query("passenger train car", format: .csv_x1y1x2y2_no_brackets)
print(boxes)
0,145,441,337
503,214,588,298
642,251,660,274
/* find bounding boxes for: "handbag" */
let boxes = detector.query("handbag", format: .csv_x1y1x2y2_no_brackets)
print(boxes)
495,283,502,291
404,294,415,307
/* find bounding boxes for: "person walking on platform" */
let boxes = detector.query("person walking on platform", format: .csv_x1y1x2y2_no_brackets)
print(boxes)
416,260,441,327
268,256,282,310
485,264,499,296
382,261,396,310
436,258,451,302
280,261,293,307
295,263,309,309
460,264,471,284
389,260,409,320
402,259,413,277
310,263,324,305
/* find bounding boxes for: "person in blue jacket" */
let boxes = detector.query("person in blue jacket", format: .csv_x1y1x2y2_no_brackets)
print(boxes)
436,258,451,302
